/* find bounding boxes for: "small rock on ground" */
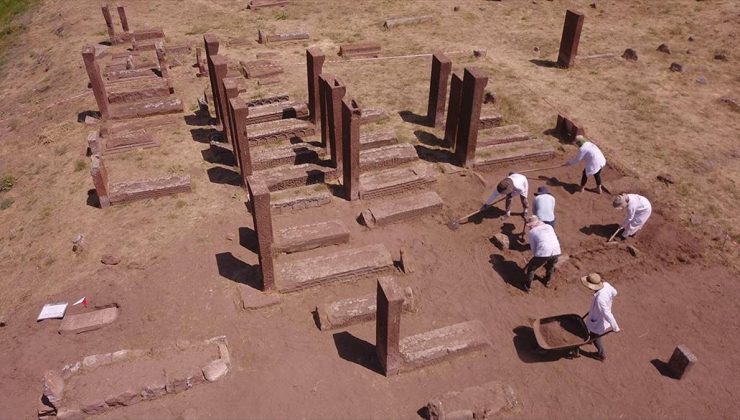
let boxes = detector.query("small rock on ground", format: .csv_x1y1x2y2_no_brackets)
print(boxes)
669,62,684,72
657,43,671,54
101,254,121,265
622,48,638,61
492,233,510,251
203,359,229,382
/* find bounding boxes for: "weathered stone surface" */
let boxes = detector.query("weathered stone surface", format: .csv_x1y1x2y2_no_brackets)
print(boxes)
657,43,671,54
360,108,387,124
554,113,585,142
109,97,184,120
258,29,309,43
361,191,443,228
109,175,191,205
342,98,362,200
360,130,397,150
245,101,308,125
399,320,491,372
101,254,121,265
276,244,394,292
59,307,119,335
478,110,502,130
622,48,638,61
360,143,418,171
426,381,520,420
474,139,556,171
254,163,337,192
246,175,275,291
455,67,488,168
383,15,433,29
668,345,697,379
247,118,316,144
444,71,463,147
270,184,332,214
105,389,140,407
557,10,585,68
274,221,350,254
81,400,108,415
248,0,289,9
319,287,415,330
492,233,509,250
56,407,84,420
42,370,64,408
376,276,405,376
427,52,452,128
252,141,325,171
101,130,159,155
339,42,381,58
670,62,684,72
202,359,229,382
106,79,170,104
400,247,416,274
360,163,436,200
140,381,167,400
245,94,290,107
241,59,284,79
238,285,282,310
477,125,530,147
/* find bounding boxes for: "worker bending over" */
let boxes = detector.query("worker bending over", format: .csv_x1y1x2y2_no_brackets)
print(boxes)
613,193,652,239
523,215,561,292
483,172,529,218
566,135,606,194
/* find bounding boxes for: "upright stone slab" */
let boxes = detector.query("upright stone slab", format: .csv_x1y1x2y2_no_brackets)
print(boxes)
211,55,231,141
667,345,697,379
306,48,325,125
222,78,239,144
154,42,170,89
454,67,488,168
318,74,333,148
557,10,585,68
443,71,463,147
229,97,252,184
426,52,452,128
376,277,404,376
203,34,221,123
90,155,111,208
246,176,275,291
341,98,362,201
327,77,346,168
101,5,118,45
82,45,110,119
116,5,130,33
554,113,585,142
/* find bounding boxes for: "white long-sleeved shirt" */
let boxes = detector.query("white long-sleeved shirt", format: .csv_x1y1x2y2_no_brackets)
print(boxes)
585,282,620,335
621,194,652,236
527,224,561,257
485,173,528,205
567,142,606,176
533,194,556,223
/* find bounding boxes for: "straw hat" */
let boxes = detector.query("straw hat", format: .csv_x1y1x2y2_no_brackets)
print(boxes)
496,178,514,194
580,273,604,291
575,135,588,146
525,215,542,228
612,194,629,209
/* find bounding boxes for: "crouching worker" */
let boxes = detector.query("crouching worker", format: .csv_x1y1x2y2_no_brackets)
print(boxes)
482,172,529,218
613,193,652,239
523,215,561,292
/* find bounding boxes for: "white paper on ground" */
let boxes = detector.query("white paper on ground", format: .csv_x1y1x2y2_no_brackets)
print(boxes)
37,302,68,321
73,297,86,306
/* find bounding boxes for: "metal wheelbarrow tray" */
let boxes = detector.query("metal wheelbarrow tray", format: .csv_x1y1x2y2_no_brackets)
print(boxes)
532,313,591,351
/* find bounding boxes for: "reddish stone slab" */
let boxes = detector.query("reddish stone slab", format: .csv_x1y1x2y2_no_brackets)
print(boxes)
106,79,170,104
108,175,191,204
668,345,698,379
443,71,463,147
359,143,418,171
253,163,337,192
82,45,110,119
478,110,502,130
258,29,309,43
361,191,443,228
359,163,436,200
248,0,289,9
318,287,415,330
474,139,556,171
384,15,433,29
246,176,276,291
240,59,284,79
554,113,585,142
245,94,290,107
103,130,160,155
427,52,452,128
238,285,281,310
342,98,362,200
274,221,349,254
477,125,530,147
245,101,308,125
109,97,183,120
557,10,585,68
426,381,521,420
360,108,387,124
247,118,316,145
252,142,325,171
90,155,111,208
339,42,382,58
455,67,488,168
59,307,119,335
376,276,405,376
398,320,491,373
306,47,326,125
270,184,333,214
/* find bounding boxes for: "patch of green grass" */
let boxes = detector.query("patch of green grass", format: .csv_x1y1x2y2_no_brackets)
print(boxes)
1,174,16,191
0,0,35,41
0,197,14,210
275,10,288,20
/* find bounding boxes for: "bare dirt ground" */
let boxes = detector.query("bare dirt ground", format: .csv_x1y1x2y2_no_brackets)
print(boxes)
0,0,739,418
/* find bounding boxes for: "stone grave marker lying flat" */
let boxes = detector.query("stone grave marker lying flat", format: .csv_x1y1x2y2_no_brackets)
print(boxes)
360,163,436,200
106,67,158,81
100,115,178,137
361,191,443,228
108,175,191,205
88,130,159,156
245,100,308,125
166,44,192,55
109,96,184,120
477,124,530,147
276,243,394,292
425,381,521,420
478,110,503,130
339,42,382,58
360,108,388,124
360,143,418,171
240,59,284,79
398,320,490,373
106,78,171,104
270,184,332,214
43,337,230,418
474,139,556,171
59,306,119,335
245,93,290,106
318,287,416,330
383,15,433,29
258,79,281,86
360,130,397,150
247,118,316,145
254,162,337,192
248,0,289,9
252,141,325,171
274,220,350,254
258,29,309,44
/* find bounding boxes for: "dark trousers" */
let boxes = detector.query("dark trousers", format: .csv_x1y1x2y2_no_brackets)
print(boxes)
580,168,602,187
524,255,559,288
543,219,556,228
590,332,606,358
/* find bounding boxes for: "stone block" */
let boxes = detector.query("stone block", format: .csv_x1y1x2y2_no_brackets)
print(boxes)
399,320,491,372
383,15,433,29
477,125,530,147
306,47,326,125
455,67,488,168
274,221,350,254
474,140,556,171
252,141,324,171
258,29,309,43
360,130,397,150
557,10,585,68
478,110,502,129
241,59,284,79
245,94,290,107
59,307,119,334
247,118,316,145
339,42,381,58
492,233,509,250
109,96,184,120
245,101,308,125
56,407,84,420
108,175,191,205
376,276,405,376
140,381,167,400
105,389,140,407
400,247,415,274
202,359,229,382
426,381,520,420
42,370,64,408
668,345,697,379
81,400,108,415
270,184,333,214
554,113,585,142
360,108,387,124
359,163,436,200
254,163,337,192
361,191,443,228
249,0,289,9
318,287,415,330
360,143,418,171
427,52,452,128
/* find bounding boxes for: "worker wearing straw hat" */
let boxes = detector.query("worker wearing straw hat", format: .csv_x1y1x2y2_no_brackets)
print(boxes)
613,193,652,239
565,135,607,194
523,215,561,292
580,273,620,361
482,172,529,218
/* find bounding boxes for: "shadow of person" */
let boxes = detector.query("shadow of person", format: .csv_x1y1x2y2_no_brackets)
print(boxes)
466,205,506,226
500,222,529,252
512,326,564,363
580,223,620,239
398,110,429,126
489,254,527,291
539,175,580,194
332,332,383,374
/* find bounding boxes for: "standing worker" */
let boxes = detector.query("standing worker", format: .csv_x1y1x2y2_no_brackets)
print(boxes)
523,215,561,292
565,135,606,194
613,193,652,239
533,186,556,228
482,172,529,218
580,273,620,362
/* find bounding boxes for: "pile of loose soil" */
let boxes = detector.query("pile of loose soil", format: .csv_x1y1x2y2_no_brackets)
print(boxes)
538,316,589,348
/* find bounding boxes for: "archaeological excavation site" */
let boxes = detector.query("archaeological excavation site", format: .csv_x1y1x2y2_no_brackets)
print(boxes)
0,0,738,418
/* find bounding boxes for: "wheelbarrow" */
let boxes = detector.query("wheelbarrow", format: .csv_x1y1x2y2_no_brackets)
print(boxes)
532,313,608,357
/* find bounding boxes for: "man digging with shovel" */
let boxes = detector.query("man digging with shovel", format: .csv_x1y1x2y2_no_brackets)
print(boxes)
566,135,607,194
481,172,529,219
611,193,652,241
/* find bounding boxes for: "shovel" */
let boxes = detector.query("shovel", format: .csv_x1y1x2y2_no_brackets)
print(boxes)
448,196,506,230
607,227,623,242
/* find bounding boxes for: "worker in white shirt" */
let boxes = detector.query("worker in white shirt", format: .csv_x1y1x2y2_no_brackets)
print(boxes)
580,273,620,361
565,135,607,194
482,172,529,218
613,193,652,239
523,215,561,292
533,186,556,228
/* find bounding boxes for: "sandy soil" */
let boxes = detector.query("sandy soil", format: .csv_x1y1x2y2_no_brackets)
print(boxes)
0,0,739,419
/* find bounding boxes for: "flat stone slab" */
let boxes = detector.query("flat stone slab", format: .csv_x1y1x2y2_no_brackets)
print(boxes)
254,163,337,192
426,381,521,420
245,101,308,125
274,221,350,254
240,59,284,79
106,78,170,104
318,287,416,330
238,285,282,310
360,163,436,200
109,175,191,205
474,139,556,171
399,320,491,373
276,244,394,292
245,93,290,107
252,141,325,171
247,118,316,145
477,124,530,147
339,42,381,58
270,184,332,214
109,96,183,120
479,110,502,130
361,191,443,228
258,29,309,43
360,108,388,124
102,130,160,155
59,307,119,335
106,67,158,81
100,115,178,137
249,0,289,9
360,143,418,171
383,15,433,29
360,130,397,150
